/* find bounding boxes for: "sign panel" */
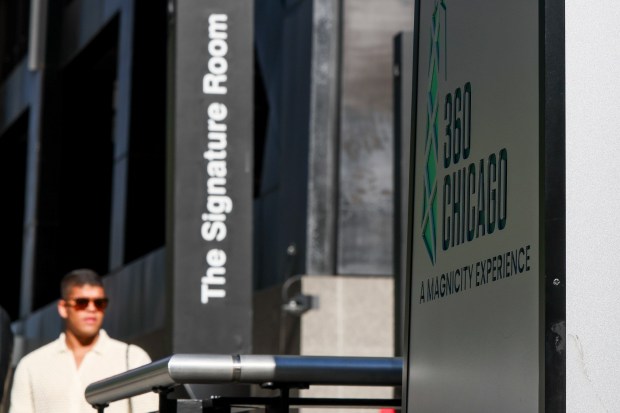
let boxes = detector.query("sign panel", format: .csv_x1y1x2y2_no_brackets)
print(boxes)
407,0,541,411
169,0,253,354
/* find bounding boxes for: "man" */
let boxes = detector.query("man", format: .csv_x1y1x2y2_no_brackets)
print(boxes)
9,269,158,413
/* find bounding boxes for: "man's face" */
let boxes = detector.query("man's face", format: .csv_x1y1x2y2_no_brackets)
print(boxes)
57,284,107,340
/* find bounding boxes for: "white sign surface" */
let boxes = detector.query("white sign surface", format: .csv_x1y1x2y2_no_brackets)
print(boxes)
407,0,540,411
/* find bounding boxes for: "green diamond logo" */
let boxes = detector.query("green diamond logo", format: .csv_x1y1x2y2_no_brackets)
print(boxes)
421,0,447,265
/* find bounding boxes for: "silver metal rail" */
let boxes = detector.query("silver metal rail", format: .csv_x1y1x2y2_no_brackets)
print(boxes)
85,354,402,407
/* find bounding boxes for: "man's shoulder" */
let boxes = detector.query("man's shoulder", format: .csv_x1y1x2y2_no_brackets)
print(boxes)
99,331,153,370
16,338,63,367
99,329,127,349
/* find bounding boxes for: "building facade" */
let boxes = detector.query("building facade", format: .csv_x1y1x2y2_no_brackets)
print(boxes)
0,0,413,389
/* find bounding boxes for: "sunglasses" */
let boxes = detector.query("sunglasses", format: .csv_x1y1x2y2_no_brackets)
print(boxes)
64,297,109,311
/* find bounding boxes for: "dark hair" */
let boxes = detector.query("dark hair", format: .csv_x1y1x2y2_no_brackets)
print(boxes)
60,269,104,299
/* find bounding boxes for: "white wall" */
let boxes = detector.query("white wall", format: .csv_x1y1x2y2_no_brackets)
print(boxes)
566,2,620,411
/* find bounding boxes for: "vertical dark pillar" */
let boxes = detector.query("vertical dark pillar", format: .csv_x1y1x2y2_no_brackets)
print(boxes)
167,0,254,355
393,32,413,357
123,0,168,264
541,0,566,410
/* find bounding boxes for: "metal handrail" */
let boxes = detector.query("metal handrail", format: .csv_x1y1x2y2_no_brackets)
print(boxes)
85,354,402,407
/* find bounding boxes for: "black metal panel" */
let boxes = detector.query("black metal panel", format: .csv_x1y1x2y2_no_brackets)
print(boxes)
541,0,566,411
168,0,253,354
402,1,420,411
123,0,168,264
29,0,117,312
393,32,413,357
0,112,27,321
0,0,30,82
254,0,313,288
